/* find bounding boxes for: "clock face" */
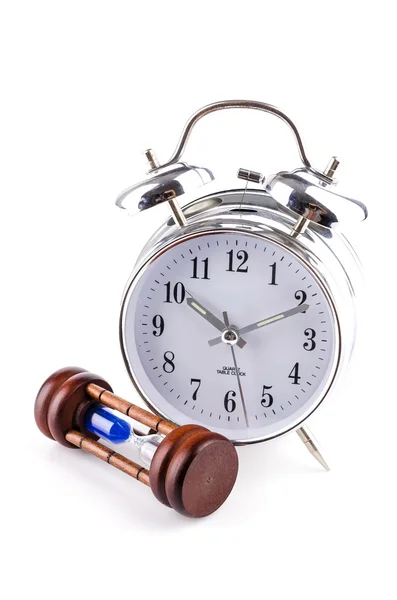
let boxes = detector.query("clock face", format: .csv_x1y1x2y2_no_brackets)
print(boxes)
121,231,339,442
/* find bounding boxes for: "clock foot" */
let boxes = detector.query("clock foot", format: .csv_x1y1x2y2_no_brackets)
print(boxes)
296,426,330,471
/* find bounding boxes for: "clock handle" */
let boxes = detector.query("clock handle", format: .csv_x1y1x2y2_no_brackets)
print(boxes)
156,99,331,184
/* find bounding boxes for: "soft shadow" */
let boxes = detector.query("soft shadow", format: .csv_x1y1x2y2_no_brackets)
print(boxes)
48,445,204,531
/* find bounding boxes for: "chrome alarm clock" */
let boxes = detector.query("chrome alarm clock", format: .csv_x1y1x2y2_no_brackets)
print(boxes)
116,100,367,469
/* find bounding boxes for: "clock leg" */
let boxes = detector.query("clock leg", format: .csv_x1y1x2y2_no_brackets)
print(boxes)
296,426,330,471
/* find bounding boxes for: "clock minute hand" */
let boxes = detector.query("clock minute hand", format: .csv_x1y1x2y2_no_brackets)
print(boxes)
238,303,310,336
186,295,247,349
208,303,309,347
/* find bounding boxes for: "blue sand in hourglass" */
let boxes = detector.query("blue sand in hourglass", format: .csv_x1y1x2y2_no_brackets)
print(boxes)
84,405,131,444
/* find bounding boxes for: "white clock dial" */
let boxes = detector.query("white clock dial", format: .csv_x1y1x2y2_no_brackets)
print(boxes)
121,231,339,442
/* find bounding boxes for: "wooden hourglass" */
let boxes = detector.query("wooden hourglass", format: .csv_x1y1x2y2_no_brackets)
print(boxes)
34,367,239,518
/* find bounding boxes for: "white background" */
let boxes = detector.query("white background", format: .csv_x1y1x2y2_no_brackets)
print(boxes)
1,2,396,599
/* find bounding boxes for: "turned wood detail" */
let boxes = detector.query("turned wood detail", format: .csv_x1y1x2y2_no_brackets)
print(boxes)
65,429,150,486
86,383,177,436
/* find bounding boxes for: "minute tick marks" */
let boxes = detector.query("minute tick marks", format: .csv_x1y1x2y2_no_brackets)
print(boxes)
126,231,336,443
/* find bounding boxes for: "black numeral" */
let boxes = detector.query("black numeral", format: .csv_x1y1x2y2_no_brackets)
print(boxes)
152,315,164,337
303,328,316,351
224,390,237,412
261,384,274,408
191,257,210,279
269,262,278,285
163,351,175,373
295,290,307,312
190,378,201,400
164,281,186,304
288,362,301,385
226,250,249,273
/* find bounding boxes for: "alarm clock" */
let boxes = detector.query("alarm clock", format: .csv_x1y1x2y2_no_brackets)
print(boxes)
115,100,367,470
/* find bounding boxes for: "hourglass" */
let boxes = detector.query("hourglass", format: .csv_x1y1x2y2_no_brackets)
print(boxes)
34,367,239,518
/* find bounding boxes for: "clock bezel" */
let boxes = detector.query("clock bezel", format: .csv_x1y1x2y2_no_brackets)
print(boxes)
120,223,342,445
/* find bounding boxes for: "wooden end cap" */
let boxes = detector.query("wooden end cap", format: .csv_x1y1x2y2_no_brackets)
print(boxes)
34,367,112,447
34,367,87,439
150,425,238,518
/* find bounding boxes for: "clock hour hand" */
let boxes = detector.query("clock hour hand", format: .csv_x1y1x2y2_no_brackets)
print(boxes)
186,296,225,331
186,294,247,349
208,303,309,347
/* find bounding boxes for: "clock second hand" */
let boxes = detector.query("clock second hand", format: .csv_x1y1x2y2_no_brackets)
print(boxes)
223,311,249,428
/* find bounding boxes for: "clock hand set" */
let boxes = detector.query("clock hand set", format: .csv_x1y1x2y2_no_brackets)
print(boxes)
208,303,309,347
186,292,247,349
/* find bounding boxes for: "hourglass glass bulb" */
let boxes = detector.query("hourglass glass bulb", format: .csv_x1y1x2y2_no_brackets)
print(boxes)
84,405,163,467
